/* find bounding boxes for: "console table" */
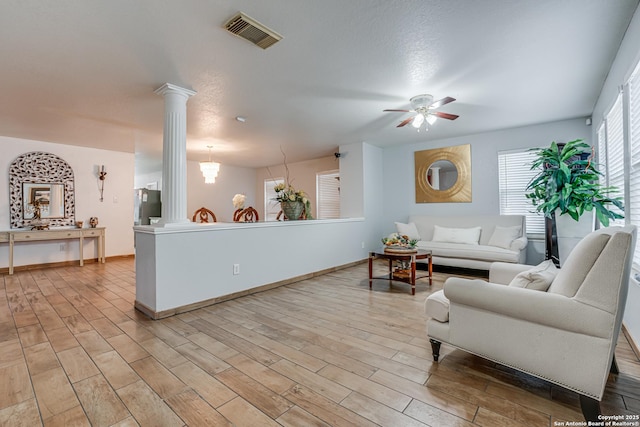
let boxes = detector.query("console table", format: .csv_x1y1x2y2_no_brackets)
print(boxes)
0,227,106,275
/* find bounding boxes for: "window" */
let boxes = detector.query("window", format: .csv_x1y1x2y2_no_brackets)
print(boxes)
599,60,640,269
628,62,640,267
603,94,626,227
316,170,340,219
264,178,283,221
497,149,545,234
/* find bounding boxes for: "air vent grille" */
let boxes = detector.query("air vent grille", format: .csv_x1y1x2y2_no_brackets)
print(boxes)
224,13,282,49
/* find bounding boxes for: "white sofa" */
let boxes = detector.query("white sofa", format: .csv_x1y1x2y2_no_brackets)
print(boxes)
400,215,527,270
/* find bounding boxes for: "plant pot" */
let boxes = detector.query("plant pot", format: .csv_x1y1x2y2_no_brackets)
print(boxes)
555,209,594,267
281,201,304,220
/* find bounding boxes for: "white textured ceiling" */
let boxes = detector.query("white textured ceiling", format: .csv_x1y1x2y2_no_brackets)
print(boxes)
0,1,638,174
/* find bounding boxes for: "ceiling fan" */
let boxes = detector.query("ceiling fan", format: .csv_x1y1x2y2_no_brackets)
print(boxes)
384,94,459,131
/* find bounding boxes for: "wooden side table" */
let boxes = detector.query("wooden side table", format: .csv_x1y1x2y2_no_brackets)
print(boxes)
368,249,432,295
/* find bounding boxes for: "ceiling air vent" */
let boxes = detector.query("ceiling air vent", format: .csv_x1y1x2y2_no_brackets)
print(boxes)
224,12,282,49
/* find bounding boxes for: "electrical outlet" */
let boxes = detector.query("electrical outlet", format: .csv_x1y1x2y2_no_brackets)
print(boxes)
361,241,365,249
233,264,240,275
113,195,118,203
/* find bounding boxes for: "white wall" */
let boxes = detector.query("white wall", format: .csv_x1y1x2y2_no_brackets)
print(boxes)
134,170,162,190
135,219,366,314
338,143,365,218
592,6,640,349
255,155,339,219
362,143,387,248
186,161,257,223
0,136,135,268
380,118,591,222
134,161,257,223
337,142,387,251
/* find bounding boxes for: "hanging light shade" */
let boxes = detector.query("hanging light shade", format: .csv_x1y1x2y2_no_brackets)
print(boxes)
200,146,220,184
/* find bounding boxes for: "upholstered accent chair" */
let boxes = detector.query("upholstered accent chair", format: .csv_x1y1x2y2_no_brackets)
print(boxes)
425,225,636,421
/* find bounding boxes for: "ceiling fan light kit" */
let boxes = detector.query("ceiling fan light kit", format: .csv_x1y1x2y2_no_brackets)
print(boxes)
384,94,458,132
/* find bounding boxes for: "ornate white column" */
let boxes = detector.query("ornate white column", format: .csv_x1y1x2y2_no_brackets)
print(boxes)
154,83,196,225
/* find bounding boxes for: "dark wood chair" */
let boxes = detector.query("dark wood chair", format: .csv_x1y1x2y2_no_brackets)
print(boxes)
192,207,217,223
233,207,259,222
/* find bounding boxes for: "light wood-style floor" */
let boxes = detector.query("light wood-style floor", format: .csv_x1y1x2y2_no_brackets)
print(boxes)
1,259,639,426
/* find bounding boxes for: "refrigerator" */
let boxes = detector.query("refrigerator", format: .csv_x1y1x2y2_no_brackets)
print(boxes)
134,189,161,225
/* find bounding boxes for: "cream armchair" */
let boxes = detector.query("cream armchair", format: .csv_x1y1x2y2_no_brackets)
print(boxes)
425,225,636,422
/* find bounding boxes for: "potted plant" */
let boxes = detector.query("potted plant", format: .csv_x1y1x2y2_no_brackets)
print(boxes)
525,138,623,264
271,150,313,220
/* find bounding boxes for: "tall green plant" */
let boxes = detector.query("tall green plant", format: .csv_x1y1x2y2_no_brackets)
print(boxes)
525,139,623,226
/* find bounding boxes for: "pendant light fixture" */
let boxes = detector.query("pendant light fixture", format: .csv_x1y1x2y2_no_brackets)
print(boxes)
199,146,220,184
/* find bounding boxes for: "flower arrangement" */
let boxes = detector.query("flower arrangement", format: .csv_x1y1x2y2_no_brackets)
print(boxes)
273,182,313,220
270,148,313,219
273,182,307,204
382,233,419,249
232,193,246,210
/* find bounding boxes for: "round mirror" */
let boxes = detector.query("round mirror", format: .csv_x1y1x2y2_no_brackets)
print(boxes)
427,160,458,191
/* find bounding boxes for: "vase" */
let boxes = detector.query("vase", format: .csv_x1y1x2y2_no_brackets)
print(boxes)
281,201,304,220
554,209,594,267
89,217,99,228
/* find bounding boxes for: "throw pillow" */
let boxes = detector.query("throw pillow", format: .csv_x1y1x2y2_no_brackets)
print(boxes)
395,222,421,240
488,226,522,250
432,225,481,245
508,260,559,291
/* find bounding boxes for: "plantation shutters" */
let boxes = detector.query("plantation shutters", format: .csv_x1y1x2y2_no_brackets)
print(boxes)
316,170,340,219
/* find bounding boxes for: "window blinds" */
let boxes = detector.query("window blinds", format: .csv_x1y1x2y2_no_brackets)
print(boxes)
604,94,626,227
497,150,545,234
628,64,640,267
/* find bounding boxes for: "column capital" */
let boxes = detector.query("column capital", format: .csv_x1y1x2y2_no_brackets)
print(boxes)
154,83,197,98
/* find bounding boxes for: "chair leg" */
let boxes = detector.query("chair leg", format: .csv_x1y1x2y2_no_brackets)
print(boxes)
429,339,441,362
610,355,619,374
579,395,601,422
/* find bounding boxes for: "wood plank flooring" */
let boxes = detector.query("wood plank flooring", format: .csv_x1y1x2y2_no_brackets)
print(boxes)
1,259,639,426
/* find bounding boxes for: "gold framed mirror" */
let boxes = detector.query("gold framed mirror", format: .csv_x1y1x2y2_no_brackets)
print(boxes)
415,144,471,203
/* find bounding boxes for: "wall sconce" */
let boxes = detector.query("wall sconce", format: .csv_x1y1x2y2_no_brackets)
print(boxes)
199,146,220,184
98,165,107,202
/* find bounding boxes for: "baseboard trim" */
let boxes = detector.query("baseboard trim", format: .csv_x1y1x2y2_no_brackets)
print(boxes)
0,254,135,275
135,259,366,320
622,323,640,361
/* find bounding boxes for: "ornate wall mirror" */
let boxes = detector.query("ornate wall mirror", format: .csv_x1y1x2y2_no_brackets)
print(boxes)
9,152,76,228
415,144,471,203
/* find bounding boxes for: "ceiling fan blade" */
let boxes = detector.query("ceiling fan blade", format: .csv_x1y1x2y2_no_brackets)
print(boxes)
429,97,456,109
434,111,459,120
397,117,415,127
383,109,411,112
